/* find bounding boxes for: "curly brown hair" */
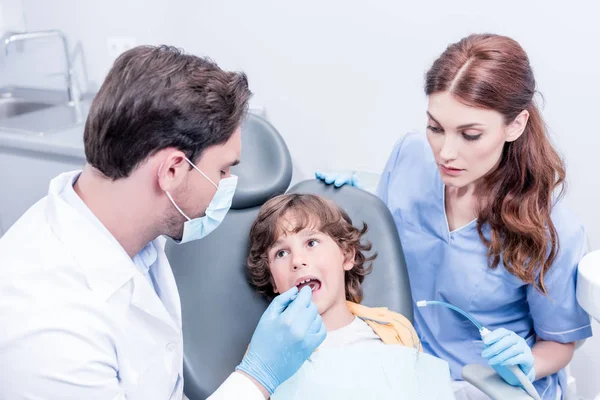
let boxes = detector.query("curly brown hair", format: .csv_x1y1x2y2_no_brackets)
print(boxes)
247,194,376,303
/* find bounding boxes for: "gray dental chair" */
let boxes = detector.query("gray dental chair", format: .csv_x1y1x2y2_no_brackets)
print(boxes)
165,113,535,400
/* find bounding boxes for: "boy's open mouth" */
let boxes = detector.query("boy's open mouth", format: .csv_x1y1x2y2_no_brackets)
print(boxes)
295,277,321,292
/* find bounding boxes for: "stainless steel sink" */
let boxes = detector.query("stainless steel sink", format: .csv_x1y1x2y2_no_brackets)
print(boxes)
0,97,54,120
0,87,93,135
0,30,90,134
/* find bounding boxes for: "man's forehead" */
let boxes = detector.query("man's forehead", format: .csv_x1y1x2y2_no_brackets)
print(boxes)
225,128,242,164
201,133,241,165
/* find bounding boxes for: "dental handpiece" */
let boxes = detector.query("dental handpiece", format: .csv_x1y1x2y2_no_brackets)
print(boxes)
417,300,541,400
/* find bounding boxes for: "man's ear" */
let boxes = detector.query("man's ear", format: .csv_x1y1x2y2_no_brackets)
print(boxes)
157,149,190,192
343,247,356,271
505,109,529,143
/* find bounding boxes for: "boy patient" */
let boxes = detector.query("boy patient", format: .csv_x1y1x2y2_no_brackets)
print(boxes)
247,193,420,356
244,194,456,398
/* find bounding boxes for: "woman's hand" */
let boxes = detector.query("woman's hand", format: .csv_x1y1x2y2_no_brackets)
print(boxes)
314,171,363,189
481,328,536,384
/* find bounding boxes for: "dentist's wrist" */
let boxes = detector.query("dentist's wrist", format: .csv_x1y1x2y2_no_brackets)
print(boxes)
235,370,270,399
235,356,276,395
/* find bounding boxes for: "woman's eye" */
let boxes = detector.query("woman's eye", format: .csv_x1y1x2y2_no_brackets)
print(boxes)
427,125,443,134
462,132,482,141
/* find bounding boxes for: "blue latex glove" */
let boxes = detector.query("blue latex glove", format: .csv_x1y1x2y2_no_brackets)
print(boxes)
481,328,536,384
236,286,326,394
314,170,364,189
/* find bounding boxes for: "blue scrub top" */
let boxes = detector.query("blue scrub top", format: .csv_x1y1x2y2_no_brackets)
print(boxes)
376,132,592,399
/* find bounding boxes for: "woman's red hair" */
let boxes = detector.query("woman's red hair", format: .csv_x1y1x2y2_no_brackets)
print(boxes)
426,34,565,293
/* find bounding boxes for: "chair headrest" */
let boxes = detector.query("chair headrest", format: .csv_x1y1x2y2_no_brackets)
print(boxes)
165,179,413,397
231,114,292,209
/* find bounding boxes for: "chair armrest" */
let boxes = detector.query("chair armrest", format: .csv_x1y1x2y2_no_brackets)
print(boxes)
462,364,534,400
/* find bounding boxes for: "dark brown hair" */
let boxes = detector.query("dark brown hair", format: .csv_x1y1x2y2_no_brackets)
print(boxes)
425,34,565,293
247,194,376,303
84,45,251,179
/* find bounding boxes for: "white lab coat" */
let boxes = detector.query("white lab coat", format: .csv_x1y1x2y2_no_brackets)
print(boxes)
0,171,264,400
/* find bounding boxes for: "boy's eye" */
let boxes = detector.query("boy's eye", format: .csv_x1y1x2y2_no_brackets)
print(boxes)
307,239,319,248
275,250,288,259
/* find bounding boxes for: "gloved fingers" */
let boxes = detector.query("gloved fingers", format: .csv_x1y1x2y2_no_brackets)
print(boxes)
315,171,359,187
267,286,299,316
293,301,319,334
487,344,523,365
282,285,312,318
324,173,339,185
333,174,350,187
501,353,532,369
350,174,364,189
482,328,512,346
306,316,327,349
307,312,324,334
525,366,536,382
482,335,519,359
502,355,535,382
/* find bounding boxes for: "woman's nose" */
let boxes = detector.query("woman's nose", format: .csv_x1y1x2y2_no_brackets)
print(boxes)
439,135,459,161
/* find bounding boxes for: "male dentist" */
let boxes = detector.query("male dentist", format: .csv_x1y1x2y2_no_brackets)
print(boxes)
0,45,325,400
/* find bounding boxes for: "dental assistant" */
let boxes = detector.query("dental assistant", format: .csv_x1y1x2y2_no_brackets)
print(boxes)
317,34,592,400
0,46,325,400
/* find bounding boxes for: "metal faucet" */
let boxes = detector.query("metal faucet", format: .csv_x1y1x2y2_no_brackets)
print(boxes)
3,30,79,107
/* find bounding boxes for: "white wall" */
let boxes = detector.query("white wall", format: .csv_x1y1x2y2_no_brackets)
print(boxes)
10,0,600,397
0,0,24,32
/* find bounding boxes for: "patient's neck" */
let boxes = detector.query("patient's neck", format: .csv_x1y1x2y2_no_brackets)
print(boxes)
321,298,355,331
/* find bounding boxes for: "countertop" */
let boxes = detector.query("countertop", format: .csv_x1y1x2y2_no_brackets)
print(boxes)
0,88,93,159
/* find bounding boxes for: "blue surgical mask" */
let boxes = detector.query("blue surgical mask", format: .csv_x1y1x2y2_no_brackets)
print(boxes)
165,158,238,244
